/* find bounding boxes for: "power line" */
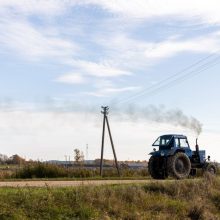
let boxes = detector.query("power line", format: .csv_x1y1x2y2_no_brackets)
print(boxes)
116,50,220,104
119,57,220,104
117,52,220,104
127,57,220,102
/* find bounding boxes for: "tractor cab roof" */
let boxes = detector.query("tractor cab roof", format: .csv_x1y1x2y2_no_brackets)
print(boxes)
152,134,188,147
162,134,187,139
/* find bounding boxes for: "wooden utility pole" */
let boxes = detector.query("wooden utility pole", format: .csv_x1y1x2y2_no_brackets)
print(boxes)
100,106,120,176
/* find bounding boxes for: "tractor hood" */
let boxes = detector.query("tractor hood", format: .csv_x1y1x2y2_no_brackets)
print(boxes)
149,148,177,157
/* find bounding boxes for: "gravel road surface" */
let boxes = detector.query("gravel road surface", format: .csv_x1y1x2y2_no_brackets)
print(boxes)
0,180,149,187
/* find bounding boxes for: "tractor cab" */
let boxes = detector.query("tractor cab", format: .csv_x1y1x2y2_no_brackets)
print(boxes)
150,134,192,158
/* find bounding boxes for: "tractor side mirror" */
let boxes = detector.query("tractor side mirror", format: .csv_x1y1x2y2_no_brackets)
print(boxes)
153,148,156,152
208,156,210,161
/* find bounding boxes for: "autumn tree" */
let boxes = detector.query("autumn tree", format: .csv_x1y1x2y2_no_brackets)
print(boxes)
74,149,84,165
0,154,8,164
8,154,26,165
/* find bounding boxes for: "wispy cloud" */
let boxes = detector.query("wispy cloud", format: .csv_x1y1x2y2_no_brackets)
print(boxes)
2,0,220,25
68,60,132,77
0,0,68,16
94,32,220,70
143,33,220,59
85,0,220,24
55,73,86,84
1,0,220,98
84,86,140,97
0,17,78,61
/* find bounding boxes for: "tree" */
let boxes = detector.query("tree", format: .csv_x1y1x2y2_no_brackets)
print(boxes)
8,154,26,165
0,154,8,164
74,149,84,165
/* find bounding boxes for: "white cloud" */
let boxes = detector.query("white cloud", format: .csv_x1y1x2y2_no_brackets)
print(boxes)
85,86,140,97
1,0,220,64
143,34,220,59
2,0,220,26
67,60,132,77
1,0,220,95
0,0,67,16
0,18,78,61
95,32,220,71
75,60,131,77
104,86,140,93
85,0,220,24
1,0,220,69
56,73,86,84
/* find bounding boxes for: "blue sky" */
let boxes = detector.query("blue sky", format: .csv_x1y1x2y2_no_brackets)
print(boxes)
0,0,220,161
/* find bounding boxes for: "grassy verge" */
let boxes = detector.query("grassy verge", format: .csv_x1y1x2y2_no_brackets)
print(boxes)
0,175,220,219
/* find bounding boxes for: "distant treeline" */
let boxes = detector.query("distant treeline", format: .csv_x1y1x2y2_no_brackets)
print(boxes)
0,154,26,165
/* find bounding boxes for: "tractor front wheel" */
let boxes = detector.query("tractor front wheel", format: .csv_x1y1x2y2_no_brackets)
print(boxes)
167,152,191,179
203,163,216,175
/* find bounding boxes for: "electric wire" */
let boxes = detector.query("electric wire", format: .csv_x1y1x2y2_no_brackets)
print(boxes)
123,57,220,103
115,50,220,105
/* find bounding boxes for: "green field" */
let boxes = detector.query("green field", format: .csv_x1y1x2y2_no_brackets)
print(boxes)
0,175,219,219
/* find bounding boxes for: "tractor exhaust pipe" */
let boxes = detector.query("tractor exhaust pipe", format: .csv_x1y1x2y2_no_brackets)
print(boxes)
195,138,199,155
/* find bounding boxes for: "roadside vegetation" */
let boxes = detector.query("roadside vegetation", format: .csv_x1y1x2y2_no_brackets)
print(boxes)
0,174,219,219
0,162,148,180
0,153,149,180
0,160,219,180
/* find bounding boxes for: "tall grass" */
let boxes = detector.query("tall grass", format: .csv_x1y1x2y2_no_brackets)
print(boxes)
0,175,219,219
12,163,148,179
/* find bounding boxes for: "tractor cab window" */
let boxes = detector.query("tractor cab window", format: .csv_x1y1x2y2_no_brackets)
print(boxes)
152,135,172,148
175,138,179,147
175,138,189,148
180,138,189,148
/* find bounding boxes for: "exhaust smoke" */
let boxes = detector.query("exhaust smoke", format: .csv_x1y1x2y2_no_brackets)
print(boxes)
0,99,203,136
111,104,203,136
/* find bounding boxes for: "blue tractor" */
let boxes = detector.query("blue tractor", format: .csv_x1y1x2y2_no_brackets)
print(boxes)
148,134,216,179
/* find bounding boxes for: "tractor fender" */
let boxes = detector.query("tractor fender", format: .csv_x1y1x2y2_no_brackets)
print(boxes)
166,148,185,156
149,151,161,157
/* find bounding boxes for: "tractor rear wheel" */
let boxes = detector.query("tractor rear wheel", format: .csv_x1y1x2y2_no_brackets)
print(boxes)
148,156,166,179
167,152,191,179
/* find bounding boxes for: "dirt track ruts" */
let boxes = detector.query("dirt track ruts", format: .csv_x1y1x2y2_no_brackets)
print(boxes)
0,180,150,187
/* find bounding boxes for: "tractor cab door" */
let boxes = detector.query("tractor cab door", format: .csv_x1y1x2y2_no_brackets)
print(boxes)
174,138,192,157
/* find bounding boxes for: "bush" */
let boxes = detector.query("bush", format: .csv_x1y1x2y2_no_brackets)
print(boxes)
15,163,67,178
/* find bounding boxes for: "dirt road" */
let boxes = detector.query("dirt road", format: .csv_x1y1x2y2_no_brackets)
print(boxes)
0,179,150,187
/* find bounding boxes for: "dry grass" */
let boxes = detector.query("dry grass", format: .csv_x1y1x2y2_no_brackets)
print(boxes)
0,163,149,180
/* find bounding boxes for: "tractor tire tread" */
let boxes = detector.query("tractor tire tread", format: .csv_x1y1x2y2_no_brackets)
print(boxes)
167,152,191,179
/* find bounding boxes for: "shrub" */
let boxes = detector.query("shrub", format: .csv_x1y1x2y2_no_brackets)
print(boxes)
15,163,67,178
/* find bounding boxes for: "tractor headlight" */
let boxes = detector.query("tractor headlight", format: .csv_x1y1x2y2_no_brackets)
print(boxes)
161,152,165,156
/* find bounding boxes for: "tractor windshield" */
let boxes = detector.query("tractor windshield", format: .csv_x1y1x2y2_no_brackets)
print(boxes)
152,135,173,149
